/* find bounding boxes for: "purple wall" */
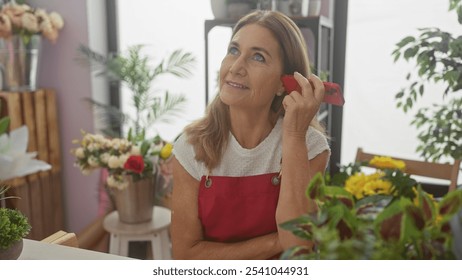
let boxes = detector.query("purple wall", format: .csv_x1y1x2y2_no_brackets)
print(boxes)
31,0,101,233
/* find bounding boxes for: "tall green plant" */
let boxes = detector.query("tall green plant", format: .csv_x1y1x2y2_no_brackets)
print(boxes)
392,0,462,162
77,45,196,138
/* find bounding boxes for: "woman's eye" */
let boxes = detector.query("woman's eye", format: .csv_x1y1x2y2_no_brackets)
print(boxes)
253,53,265,62
228,46,239,55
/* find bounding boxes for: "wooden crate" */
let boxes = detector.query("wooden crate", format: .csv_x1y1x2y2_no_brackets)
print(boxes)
0,89,64,240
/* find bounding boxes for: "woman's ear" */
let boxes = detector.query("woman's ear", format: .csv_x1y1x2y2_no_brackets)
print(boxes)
276,84,285,96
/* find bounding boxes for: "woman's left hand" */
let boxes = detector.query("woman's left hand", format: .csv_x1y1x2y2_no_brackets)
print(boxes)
282,72,324,137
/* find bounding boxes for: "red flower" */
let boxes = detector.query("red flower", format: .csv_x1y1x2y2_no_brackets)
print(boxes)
123,155,145,174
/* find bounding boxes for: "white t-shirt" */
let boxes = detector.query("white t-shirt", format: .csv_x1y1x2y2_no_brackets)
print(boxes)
174,118,331,181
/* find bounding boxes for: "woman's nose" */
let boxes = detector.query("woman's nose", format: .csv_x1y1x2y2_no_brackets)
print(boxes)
229,57,247,76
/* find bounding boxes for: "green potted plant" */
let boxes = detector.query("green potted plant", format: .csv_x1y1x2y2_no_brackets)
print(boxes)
74,44,196,220
0,185,31,260
77,44,196,139
391,0,462,163
280,156,462,259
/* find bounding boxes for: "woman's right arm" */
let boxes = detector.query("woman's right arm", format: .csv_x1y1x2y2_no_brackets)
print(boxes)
171,157,282,260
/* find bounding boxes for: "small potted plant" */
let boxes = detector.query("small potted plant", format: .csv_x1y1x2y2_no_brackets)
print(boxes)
0,185,31,260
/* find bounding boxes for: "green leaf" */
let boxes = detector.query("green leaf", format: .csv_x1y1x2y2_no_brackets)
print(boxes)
438,188,462,217
279,214,316,240
375,198,414,242
324,186,354,209
0,116,10,135
419,84,424,96
326,202,357,239
400,204,425,240
396,36,415,48
406,97,413,108
392,51,401,62
140,140,151,156
404,46,418,60
280,245,313,260
306,172,325,200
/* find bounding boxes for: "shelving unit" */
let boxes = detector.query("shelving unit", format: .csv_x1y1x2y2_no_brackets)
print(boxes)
203,14,341,173
0,89,64,240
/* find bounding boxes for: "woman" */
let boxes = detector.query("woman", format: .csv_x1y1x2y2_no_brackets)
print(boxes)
171,10,330,259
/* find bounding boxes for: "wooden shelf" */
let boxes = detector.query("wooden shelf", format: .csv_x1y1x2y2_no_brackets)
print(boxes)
0,89,64,240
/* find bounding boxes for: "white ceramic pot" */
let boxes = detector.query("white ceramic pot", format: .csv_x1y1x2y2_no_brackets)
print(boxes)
228,2,252,19
308,0,321,16
211,0,228,19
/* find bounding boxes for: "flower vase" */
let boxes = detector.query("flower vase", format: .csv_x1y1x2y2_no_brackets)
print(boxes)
109,175,156,224
0,35,42,91
0,239,23,260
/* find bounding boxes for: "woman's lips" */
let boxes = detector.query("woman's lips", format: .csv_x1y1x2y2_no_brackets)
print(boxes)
226,81,249,89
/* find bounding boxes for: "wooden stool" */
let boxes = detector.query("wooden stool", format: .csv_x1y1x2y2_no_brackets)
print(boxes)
103,206,171,259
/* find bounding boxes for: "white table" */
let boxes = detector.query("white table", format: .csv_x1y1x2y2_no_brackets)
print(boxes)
19,239,133,260
103,206,172,260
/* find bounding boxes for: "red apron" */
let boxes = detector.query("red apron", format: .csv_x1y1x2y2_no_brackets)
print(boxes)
198,173,281,242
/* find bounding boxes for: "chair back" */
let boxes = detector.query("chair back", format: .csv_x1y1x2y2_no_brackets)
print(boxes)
355,148,461,193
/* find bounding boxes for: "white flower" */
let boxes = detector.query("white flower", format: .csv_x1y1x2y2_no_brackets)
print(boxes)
21,12,39,33
0,126,51,181
80,167,93,176
130,146,141,155
87,156,99,168
74,147,85,159
119,154,129,166
107,155,121,169
87,142,100,152
100,153,110,164
107,175,129,190
0,3,64,43
49,12,64,30
0,14,12,37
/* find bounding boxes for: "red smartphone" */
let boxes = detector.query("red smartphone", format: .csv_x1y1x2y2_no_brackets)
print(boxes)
280,75,345,107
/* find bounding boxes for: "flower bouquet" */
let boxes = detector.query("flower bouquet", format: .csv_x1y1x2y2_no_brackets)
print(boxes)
281,156,462,259
0,1,64,44
71,130,173,190
72,129,174,223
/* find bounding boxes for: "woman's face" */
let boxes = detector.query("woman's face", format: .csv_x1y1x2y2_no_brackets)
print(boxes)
219,24,284,111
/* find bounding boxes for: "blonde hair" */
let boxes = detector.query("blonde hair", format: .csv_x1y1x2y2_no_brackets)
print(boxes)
185,10,326,171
